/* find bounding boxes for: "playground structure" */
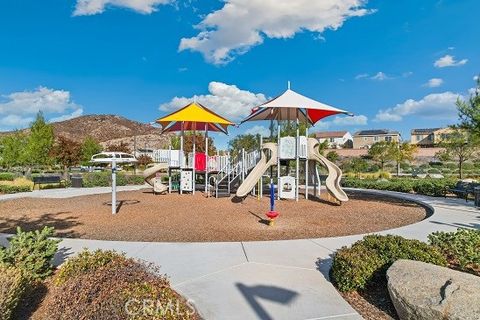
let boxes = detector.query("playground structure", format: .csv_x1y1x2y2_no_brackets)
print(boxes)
144,84,352,204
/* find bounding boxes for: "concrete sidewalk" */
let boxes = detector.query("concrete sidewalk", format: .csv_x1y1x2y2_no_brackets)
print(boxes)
1,188,478,319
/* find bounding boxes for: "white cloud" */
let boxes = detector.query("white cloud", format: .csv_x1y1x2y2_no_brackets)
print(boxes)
374,91,461,122
0,87,83,130
73,0,171,16
370,72,390,81
434,55,468,68
159,82,267,120
244,125,271,137
313,114,368,129
424,78,443,88
474,75,479,81
179,0,374,64
49,108,84,123
333,115,368,126
355,72,392,81
355,73,369,80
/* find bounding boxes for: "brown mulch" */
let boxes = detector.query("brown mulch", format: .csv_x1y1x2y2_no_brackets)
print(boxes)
0,190,428,242
340,277,398,320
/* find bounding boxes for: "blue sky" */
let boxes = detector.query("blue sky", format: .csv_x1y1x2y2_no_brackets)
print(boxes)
0,0,478,148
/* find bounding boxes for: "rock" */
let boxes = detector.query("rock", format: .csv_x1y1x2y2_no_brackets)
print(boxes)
387,260,480,320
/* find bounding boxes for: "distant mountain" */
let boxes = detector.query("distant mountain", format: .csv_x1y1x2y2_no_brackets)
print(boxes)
2,114,174,150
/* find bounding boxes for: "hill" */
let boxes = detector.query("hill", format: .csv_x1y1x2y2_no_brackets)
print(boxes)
2,115,174,151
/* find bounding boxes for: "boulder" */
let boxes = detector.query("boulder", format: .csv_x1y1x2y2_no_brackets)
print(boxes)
387,260,480,320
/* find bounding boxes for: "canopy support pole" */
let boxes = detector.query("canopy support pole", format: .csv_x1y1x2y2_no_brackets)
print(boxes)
295,109,299,202
180,121,184,195
277,118,280,200
193,125,196,195
205,123,209,195
305,124,309,200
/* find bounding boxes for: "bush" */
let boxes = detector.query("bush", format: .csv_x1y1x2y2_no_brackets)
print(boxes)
45,250,196,319
82,172,111,187
412,179,455,197
0,172,15,181
331,234,447,292
55,249,126,285
0,185,31,194
428,228,480,273
82,172,145,188
0,265,27,320
0,227,60,281
342,177,456,197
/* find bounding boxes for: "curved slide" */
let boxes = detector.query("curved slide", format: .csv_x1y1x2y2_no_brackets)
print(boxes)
236,143,278,198
143,163,169,194
308,138,348,203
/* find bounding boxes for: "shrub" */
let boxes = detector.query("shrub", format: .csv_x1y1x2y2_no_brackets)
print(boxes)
331,234,447,292
0,185,31,194
55,249,126,285
428,228,480,273
82,172,111,187
0,265,27,320
412,179,455,197
45,250,197,320
82,172,145,188
0,227,60,281
341,177,456,197
0,172,15,181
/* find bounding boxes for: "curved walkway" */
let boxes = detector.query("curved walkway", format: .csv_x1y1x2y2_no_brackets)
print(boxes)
1,188,479,320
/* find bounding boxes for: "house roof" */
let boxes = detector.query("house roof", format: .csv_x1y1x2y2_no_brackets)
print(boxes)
315,131,348,139
354,129,400,136
411,128,442,134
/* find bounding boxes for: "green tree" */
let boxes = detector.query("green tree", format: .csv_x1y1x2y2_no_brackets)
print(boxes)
344,157,368,178
367,141,394,171
457,76,480,137
326,150,340,163
182,132,216,155
436,130,479,179
228,134,261,158
25,112,54,167
280,122,311,137
51,136,82,178
81,136,103,165
390,142,418,176
0,131,27,169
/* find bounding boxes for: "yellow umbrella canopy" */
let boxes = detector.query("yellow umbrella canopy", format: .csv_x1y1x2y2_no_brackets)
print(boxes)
156,102,235,133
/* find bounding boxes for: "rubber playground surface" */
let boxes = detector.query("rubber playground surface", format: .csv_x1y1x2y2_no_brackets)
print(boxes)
0,190,428,242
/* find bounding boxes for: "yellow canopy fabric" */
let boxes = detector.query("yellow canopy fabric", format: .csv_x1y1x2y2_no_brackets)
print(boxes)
156,102,235,128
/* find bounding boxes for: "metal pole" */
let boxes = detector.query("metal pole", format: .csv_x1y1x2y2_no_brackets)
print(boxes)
193,125,196,195
277,119,280,200
241,148,245,182
205,123,209,195
260,135,263,199
305,124,309,200
296,109,299,202
180,122,184,195
111,158,117,215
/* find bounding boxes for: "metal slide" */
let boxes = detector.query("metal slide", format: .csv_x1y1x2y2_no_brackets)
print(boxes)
143,163,169,194
307,138,349,203
235,143,278,198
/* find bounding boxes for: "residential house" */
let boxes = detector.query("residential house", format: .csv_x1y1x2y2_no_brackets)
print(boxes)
410,127,454,147
352,129,401,149
315,131,353,148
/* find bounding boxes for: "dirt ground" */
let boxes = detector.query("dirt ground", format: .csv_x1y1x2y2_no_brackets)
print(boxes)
0,190,429,242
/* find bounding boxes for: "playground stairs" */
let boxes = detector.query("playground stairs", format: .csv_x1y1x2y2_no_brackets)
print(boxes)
211,149,260,198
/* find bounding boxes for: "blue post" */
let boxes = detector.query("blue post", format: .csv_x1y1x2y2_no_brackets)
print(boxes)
270,179,275,212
